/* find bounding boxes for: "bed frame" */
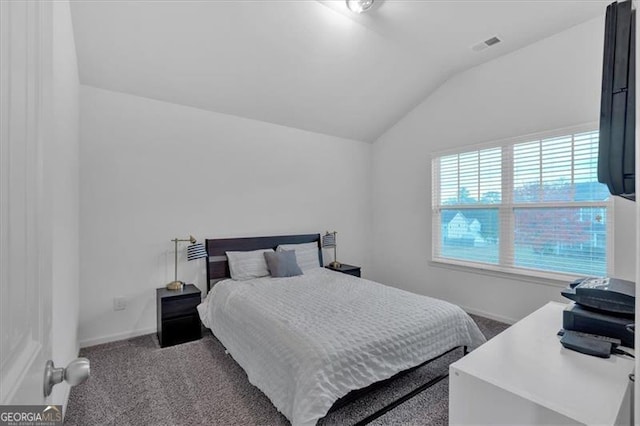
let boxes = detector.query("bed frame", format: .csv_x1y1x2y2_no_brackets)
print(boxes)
203,233,466,424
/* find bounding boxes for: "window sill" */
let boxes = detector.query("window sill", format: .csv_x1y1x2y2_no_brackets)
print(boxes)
429,258,580,288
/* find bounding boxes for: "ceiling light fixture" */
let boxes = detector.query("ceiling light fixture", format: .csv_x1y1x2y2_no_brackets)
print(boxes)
346,0,374,14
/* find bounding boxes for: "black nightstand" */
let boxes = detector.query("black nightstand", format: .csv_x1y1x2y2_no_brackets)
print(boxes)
157,284,202,348
325,263,361,278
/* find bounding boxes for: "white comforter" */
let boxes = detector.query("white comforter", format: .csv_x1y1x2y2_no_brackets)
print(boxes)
197,268,485,425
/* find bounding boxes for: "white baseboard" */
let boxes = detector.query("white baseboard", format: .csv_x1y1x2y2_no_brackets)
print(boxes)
460,305,518,325
79,327,156,348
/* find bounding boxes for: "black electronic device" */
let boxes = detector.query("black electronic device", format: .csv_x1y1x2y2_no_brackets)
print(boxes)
599,0,636,201
558,328,622,347
563,303,635,348
560,330,613,358
561,277,635,316
568,278,585,288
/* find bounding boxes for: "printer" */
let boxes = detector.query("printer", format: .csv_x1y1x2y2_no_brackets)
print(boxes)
561,277,635,348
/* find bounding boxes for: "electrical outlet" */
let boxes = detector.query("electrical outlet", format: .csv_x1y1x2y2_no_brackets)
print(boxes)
113,297,127,311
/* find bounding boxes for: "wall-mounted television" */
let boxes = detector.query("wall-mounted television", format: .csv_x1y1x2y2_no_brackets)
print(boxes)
598,0,635,201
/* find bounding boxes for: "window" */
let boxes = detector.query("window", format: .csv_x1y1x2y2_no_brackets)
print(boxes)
432,128,612,278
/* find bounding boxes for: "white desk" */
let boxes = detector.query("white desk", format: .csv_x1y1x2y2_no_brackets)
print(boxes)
449,302,634,425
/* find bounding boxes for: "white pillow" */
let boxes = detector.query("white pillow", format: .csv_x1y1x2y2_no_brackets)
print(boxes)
276,242,320,271
226,249,274,281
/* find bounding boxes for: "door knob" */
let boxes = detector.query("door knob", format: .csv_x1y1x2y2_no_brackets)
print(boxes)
43,358,90,397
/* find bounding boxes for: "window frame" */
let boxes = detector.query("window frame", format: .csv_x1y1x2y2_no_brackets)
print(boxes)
431,123,614,282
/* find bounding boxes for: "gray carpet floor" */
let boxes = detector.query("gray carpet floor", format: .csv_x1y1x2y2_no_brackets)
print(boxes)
65,314,508,425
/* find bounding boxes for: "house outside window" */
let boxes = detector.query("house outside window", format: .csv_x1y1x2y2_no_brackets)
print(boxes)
431,126,612,279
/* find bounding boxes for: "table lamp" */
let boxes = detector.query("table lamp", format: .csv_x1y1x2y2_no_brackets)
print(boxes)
322,231,341,268
166,236,207,290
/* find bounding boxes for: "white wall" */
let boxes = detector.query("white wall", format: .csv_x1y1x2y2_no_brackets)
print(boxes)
371,17,637,324
78,86,372,346
50,0,80,409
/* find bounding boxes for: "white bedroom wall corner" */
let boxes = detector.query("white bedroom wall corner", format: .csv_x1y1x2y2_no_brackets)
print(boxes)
362,133,375,280
50,0,81,410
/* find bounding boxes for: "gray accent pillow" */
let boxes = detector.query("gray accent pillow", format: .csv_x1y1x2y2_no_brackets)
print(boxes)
264,250,303,278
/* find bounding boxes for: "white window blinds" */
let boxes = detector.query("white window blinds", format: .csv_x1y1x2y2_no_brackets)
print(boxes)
432,128,612,278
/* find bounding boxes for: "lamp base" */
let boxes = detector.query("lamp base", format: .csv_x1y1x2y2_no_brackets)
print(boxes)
166,280,184,291
329,261,342,268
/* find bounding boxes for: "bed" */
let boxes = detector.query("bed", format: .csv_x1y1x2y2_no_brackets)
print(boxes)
197,234,486,425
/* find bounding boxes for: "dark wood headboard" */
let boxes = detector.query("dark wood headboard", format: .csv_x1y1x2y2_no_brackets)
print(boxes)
205,234,322,291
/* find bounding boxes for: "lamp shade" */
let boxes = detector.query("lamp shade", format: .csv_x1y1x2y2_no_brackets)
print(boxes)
322,232,336,248
187,243,207,261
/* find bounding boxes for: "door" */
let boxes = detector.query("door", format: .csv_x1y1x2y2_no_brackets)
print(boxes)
0,0,54,405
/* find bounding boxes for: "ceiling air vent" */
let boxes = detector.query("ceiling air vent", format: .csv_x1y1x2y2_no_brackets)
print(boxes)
471,36,502,52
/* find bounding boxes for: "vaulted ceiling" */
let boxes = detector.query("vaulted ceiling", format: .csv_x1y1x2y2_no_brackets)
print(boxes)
70,0,608,142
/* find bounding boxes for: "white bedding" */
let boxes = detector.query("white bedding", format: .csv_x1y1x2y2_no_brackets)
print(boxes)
197,268,486,425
